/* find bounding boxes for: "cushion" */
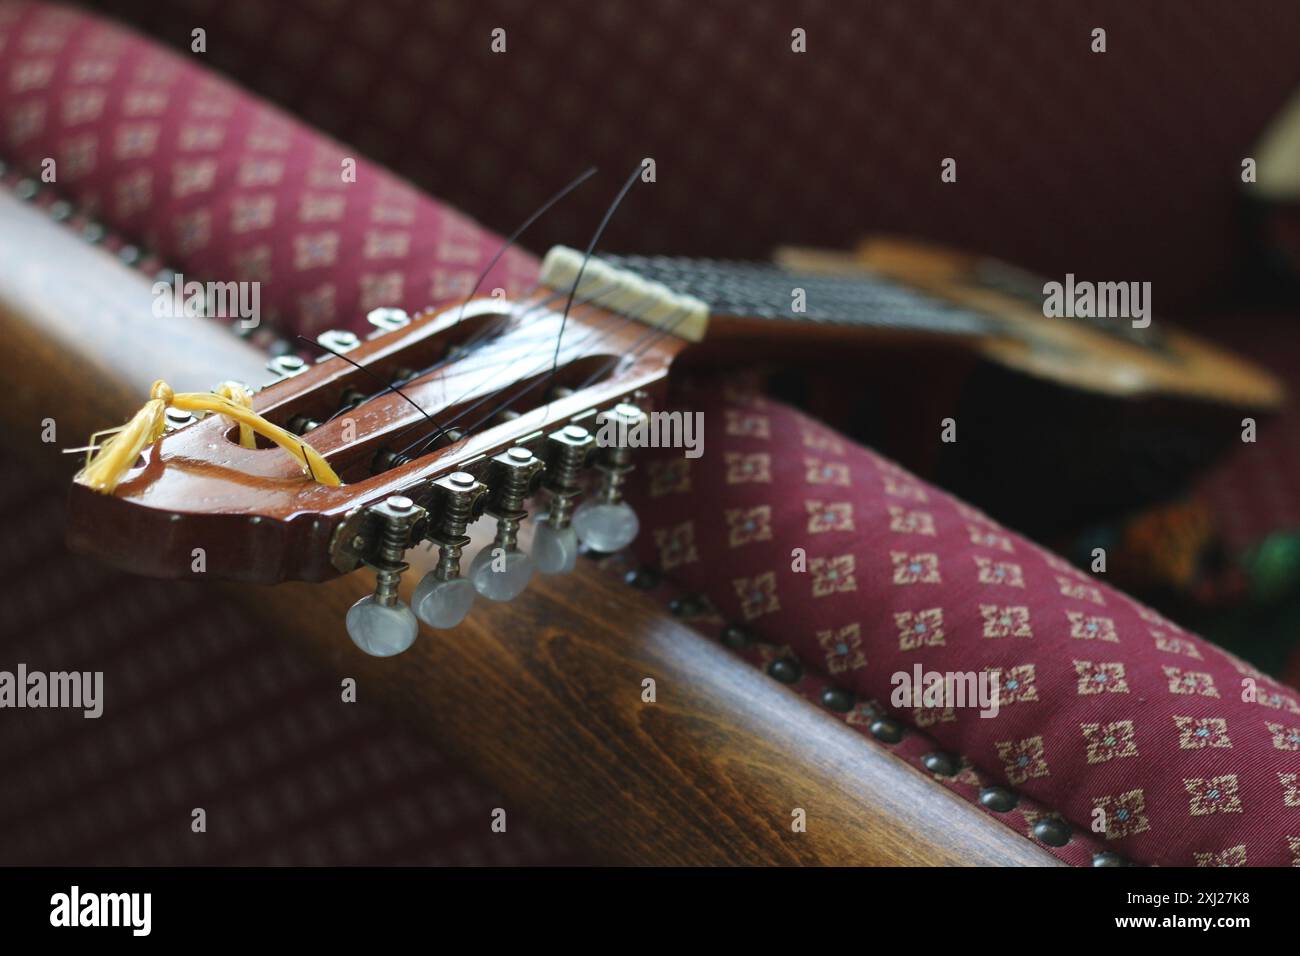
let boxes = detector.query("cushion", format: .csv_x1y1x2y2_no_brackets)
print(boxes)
0,0,537,343
77,0,1300,313
623,378,1300,867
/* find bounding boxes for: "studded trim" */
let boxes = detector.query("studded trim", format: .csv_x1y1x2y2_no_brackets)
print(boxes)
591,547,1117,866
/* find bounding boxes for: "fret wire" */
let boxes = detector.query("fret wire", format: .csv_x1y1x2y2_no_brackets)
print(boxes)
599,254,992,335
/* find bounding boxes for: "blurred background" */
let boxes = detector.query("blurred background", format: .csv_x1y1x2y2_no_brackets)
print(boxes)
75,0,1300,304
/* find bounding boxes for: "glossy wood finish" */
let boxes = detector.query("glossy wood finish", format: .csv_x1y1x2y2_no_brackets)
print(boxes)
267,540,1059,866
65,287,682,582
0,186,1059,866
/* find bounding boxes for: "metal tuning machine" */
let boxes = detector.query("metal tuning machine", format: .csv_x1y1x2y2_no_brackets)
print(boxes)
469,447,546,601
344,495,427,657
572,402,645,553
533,424,595,574
412,472,489,628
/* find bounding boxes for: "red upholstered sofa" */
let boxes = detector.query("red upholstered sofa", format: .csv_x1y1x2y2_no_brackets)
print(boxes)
2,0,1299,867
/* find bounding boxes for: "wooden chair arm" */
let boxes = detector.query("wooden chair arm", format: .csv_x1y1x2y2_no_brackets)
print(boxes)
0,189,1057,865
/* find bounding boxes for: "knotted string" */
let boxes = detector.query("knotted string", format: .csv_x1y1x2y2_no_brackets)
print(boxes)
76,379,341,493
213,380,256,448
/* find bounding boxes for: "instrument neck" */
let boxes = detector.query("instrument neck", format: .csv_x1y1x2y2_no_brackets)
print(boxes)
599,253,995,337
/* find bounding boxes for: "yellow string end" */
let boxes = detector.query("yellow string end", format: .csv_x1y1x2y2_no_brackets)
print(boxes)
213,381,256,448
75,381,171,493
76,379,343,494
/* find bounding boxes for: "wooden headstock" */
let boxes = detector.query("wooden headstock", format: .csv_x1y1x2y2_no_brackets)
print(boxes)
66,272,695,585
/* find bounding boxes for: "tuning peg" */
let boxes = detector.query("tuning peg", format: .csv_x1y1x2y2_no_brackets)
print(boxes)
345,495,424,656
469,447,545,601
572,403,644,553
315,328,361,357
533,424,595,574
163,407,195,432
366,307,410,333
265,353,307,384
412,472,488,628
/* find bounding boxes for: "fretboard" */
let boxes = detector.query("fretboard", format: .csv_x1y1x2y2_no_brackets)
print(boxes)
600,254,995,337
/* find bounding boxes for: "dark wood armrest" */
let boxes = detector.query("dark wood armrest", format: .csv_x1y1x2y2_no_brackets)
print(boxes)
0,188,1057,865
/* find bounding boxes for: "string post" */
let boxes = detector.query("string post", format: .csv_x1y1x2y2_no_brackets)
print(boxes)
371,495,421,607
533,424,594,575
572,402,646,553
542,425,595,529
429,472,488,581
593,403,645,504
412,471,489,629
366,307,411,333
469,447,545,601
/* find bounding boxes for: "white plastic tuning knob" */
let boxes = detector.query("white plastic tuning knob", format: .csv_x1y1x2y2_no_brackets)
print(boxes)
345,595,419,657
469,546,534,601
533,520,579,575
572,500,640,553
411,573,476,628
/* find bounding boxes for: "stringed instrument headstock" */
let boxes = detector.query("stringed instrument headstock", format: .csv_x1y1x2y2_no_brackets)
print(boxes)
66,247,709,655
